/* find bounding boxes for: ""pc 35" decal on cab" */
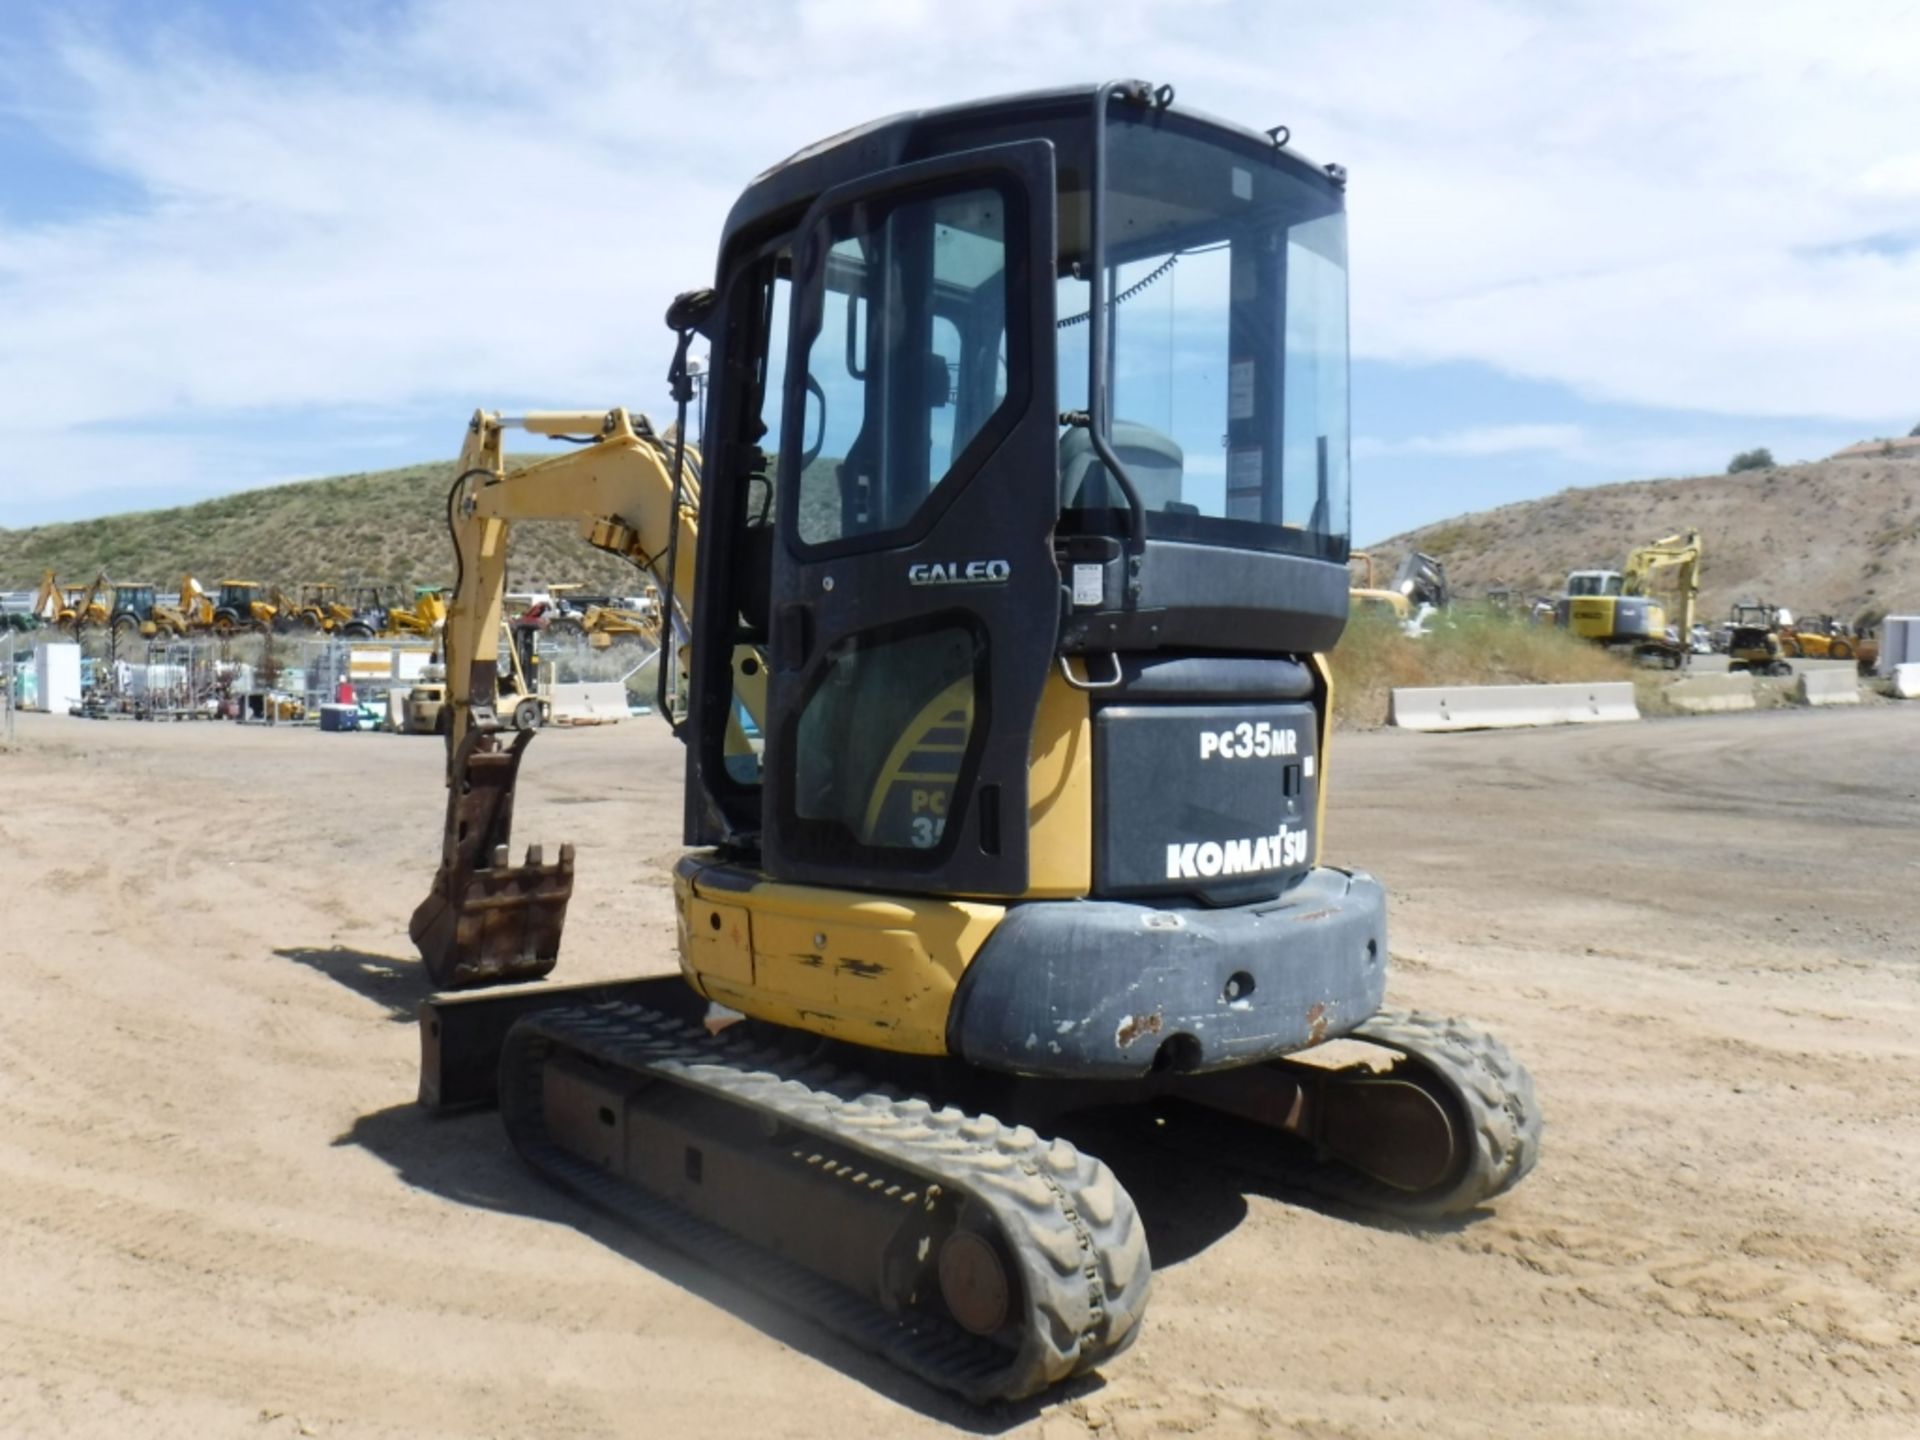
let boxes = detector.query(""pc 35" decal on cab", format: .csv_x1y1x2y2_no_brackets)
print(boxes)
1199,720,1300,760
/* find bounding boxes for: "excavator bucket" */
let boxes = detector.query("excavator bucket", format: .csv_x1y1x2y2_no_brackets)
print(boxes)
410,729,573,988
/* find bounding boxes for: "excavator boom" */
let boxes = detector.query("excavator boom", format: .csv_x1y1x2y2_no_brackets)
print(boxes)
409,406,704,987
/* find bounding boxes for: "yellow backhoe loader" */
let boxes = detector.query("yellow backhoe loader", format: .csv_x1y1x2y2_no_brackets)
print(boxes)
210,580,277,634
382,586,447,639
30,570,74,629
520,583,659,649
175,576,216,631
402,83,1538,1405
108,583,192,642
290,583,355,633
56,570,115,634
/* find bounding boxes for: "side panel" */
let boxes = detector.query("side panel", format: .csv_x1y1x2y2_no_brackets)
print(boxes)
676,856,1005,1055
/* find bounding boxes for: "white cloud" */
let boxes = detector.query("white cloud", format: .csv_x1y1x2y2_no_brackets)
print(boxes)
1358,424,1587,459
0,0,1918,523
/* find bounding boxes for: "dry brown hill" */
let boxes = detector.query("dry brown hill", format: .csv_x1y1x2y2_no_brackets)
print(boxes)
0,457,640,597
1368,455,1920,627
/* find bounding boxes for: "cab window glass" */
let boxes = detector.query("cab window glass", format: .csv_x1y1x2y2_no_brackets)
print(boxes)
793,187,1011,548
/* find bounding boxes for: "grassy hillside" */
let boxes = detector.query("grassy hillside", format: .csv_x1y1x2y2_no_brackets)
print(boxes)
0,458,641,595
1367,455,1920,628
1329,610,1630,728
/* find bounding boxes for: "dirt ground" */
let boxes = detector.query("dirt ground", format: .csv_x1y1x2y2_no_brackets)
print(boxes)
1,705,1916,1439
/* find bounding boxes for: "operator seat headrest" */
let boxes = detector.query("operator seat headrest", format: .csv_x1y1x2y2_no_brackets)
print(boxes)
1059,421,1187,513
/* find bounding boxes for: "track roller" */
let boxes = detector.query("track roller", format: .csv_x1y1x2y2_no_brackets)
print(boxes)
498,1001,1152,1402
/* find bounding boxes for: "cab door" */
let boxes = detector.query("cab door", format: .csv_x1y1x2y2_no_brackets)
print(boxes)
764,140,1059,896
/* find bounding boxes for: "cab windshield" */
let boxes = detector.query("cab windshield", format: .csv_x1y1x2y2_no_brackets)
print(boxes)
1568,573,1625,597
1060,113,1350,558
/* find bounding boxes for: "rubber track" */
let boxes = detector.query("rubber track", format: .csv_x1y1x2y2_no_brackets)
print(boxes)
498,1001,1150,1403
1291,1006,1543,1218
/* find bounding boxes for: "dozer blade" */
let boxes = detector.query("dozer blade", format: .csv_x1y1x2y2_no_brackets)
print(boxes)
410,728,573,988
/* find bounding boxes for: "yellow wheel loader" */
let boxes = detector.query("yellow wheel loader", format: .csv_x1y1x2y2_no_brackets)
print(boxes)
407,82,1539,1404
1780,615,1855,662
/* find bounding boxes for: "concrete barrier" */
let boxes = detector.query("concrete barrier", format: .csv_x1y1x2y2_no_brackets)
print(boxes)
1684,653,1732,674
1665,672,1756,714
1890,663,1920,700
1389,682,1639,733
1786,657,1858,677
550,680,629,723
1796,668,1860,706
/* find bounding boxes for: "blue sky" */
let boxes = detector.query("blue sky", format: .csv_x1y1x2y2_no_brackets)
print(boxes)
1,0,1916,544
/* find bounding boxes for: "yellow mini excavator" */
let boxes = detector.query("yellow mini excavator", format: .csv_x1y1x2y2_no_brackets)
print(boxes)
407,82,1539,1404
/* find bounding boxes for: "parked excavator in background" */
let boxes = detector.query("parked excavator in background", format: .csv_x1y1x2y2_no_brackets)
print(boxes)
1556,529,1701,667
1728,601,1793,675
398,83,1539,1406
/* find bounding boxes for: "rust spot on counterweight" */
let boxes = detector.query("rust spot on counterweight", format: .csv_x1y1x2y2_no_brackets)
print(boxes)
1115,1010,1164,1048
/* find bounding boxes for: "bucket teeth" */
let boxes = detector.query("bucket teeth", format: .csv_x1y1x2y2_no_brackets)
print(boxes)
411,728,573,988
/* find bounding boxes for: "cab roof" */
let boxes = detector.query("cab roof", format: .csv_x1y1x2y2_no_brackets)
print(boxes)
717,81,1340,262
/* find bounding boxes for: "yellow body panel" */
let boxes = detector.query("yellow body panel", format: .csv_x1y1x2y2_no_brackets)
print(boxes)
677,858,1004,1054
1564,595,1667,642
1024,671,1092,898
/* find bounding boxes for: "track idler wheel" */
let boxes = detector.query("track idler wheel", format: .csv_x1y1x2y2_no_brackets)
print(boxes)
1304,1007,1541,1217
1173,1007,1540,1219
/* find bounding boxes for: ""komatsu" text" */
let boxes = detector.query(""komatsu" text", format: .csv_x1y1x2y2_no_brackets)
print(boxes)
1166,826,1309,879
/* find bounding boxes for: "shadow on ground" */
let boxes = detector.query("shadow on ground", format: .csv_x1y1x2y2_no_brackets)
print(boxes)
340,1098,1105,1432
276,945,432,1022
333,985,1490,1418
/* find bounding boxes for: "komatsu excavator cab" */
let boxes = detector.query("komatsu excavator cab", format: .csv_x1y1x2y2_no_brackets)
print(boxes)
669,82,1375,1074
411,83,1537,1405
